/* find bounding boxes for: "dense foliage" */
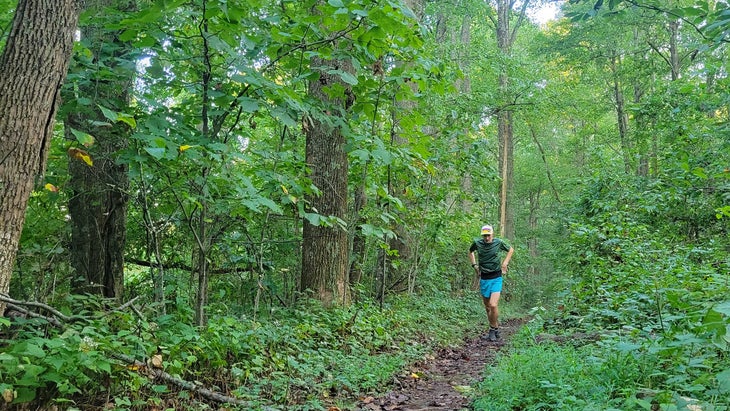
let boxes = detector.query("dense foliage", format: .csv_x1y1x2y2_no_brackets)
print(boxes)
0,294,486,409
1,0,728,409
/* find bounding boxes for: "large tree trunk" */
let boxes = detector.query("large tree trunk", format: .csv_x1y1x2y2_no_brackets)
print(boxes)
0,0,81,314
67,0,133,299
300,55,353,306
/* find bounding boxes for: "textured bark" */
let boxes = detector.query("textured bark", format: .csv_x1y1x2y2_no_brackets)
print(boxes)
300,55,353,306
0,0,81,314
67,0,132,299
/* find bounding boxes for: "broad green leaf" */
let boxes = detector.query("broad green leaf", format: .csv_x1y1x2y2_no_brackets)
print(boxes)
713,301,730,316
238,97,259,113
144,147,166,160
717,369,730,393
350,149,370,162
70,128,95,147
330,69,358,85
98,105,118,122
271,107,296,127
13,387,36,403
304,212,322,226
117,114,137,129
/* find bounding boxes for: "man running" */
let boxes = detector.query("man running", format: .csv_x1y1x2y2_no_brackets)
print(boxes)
469,224,514,341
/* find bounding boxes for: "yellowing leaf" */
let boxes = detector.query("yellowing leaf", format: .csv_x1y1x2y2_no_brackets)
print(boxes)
2,388,14,403
44,183,59,193
281,185,289,195
68,148,93,166
179,144,195,152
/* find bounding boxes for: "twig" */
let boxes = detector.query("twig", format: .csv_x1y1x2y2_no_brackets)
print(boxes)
0,294,71,322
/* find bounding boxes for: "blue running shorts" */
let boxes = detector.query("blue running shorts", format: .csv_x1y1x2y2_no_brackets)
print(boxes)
479,277,503,298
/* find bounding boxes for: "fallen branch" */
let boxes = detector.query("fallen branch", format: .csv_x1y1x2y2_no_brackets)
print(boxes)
4,302,62,327
0,294,71,323
111,353,265,408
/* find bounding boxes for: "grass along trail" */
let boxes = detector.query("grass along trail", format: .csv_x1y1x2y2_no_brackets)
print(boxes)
353,318,524,411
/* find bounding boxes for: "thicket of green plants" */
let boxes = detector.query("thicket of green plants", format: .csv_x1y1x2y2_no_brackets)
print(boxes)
474,173,730,409
2,0,730,410
470,0,730,407
0,293,494,410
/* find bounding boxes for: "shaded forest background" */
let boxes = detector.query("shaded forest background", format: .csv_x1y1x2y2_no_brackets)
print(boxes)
0,0,728,410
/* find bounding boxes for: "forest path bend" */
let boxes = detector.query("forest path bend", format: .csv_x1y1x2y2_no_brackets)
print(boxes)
354,318,524,411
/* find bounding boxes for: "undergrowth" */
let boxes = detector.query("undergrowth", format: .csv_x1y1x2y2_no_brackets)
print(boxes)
0,292,484,410
472,175,730,411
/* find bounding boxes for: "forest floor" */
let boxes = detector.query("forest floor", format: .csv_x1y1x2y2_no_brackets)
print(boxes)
352,318,525,411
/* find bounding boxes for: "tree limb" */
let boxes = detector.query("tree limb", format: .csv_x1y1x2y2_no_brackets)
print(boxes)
111,353,271,408
0,294,71,323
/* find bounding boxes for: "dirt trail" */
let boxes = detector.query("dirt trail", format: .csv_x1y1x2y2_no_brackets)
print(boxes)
354,318,523,411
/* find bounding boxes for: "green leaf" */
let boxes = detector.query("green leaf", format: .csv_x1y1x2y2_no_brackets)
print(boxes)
70,128,95,147
14,387,36,403
713,301,730,316
717,369,730,393
144,147,166,160
117,114,137,129
330,69,358,85
118,29,138,42
304,212,322,226
238,97,259,113
271,107,296,127
21,343,46,358
350,149,370,162
98,105,118,122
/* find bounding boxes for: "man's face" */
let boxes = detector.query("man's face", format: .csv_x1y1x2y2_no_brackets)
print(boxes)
482,234,493,242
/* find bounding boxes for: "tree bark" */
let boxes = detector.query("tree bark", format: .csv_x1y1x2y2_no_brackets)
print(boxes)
0,0,81,314
300,55,353,306
495,0,528,241
610,54,632,174
66,0,133,299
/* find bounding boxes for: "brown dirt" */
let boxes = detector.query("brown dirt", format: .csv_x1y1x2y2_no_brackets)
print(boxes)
353,318,524,411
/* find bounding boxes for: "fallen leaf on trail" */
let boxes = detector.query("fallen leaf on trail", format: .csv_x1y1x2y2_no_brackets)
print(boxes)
452,385,473,394
151,354,163,369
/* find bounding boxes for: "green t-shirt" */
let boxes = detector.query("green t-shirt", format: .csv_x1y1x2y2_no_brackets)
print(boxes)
470,237,511,277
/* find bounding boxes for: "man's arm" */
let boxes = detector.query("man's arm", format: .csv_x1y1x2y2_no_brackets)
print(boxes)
501,247,514,273
469,250,479,289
